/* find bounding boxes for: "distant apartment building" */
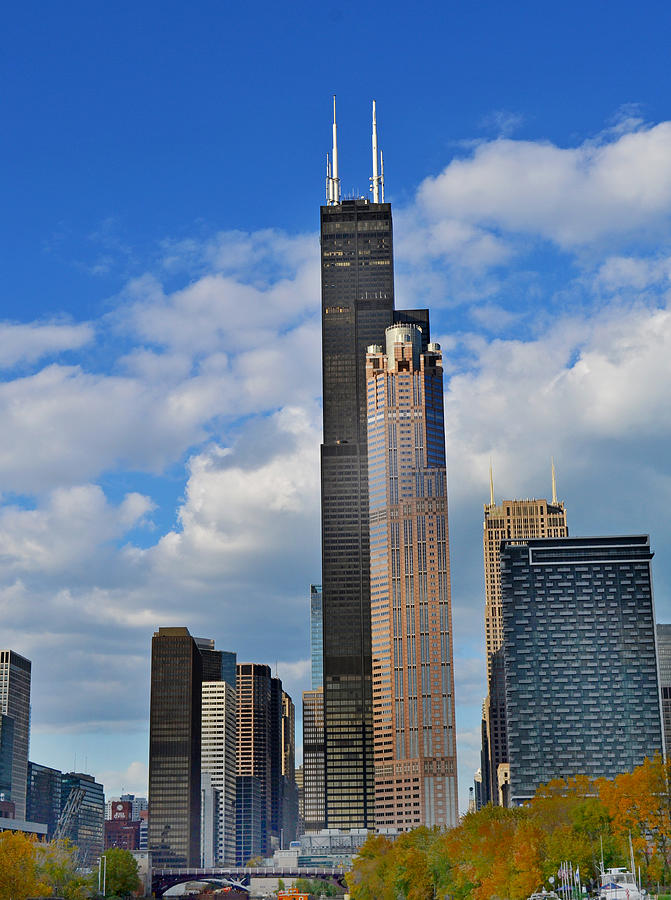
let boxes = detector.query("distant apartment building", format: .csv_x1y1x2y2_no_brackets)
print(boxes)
502,535,663,805
365,325,457,828
481,488,568,804
656,623,671,757
0,650,31,819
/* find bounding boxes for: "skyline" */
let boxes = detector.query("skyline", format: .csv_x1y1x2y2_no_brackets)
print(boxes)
3,1,671,811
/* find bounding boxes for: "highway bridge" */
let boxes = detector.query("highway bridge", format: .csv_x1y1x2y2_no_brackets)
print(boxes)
153,865,348,894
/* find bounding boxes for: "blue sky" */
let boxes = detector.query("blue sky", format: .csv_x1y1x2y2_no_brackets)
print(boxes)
3,1,671,810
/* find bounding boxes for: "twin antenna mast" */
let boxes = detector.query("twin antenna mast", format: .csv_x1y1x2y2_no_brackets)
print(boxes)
326,97,384,205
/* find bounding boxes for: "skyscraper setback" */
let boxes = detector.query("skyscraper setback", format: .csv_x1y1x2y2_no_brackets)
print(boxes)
365,326,457,827
320,99,431,827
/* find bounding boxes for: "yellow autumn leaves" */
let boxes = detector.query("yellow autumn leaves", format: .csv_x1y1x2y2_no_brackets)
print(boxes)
347,754,671,900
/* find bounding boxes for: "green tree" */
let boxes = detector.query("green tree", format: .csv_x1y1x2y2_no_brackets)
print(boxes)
0,831,52,900
36,840,93,900
101,847,141,897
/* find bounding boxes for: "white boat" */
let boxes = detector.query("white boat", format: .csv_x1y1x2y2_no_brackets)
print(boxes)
598,867,644,900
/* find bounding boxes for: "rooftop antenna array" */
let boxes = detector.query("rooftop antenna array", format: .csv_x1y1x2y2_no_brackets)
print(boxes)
326,95,341,206
325,98,384,205
370,100,384,202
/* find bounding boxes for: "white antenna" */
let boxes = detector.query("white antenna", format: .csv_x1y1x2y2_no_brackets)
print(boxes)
372,100,380,202
326,153,332,204
380,149,384,202
370,100,384,203
328,95,341,205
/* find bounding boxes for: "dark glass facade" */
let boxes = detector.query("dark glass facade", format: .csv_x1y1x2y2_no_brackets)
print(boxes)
236,663,273,864
502,535,664,804
60,772,104,864
0,650,31,819
320,195,429,828
0,715,14,801
27,761,62,838
235,775,263,865
148,627,202,867
196,639,237,688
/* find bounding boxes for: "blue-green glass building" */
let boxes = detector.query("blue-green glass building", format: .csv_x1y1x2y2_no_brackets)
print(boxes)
501,535,664,805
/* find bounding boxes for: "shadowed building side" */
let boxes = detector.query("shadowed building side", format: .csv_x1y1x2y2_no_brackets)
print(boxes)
148,627,203,868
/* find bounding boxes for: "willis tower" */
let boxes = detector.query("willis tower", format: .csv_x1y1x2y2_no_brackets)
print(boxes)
320,99,429,827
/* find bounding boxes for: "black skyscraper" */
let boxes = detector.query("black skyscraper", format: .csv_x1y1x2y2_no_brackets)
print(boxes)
148,627,203,867
320,103,429,827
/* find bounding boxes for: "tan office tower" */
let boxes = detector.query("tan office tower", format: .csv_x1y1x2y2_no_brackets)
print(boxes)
482,471,568,804
366,324,457,829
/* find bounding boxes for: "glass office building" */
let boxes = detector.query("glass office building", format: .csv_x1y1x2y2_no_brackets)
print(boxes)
60,772,104,864
502,535,663,804
0,650,31,819
27,761,62,838
320,190,430,828
148,627,203,867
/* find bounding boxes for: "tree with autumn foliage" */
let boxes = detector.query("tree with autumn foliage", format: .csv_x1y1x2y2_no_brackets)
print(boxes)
347,756,671,900
36,839,93,900
598,753,671,885
0,831,52,900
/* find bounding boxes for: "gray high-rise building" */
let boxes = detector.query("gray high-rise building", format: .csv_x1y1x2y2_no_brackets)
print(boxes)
148,627,203,868
0,650,31,819
320,99,429,829
656,624,671,757
502,535,663,805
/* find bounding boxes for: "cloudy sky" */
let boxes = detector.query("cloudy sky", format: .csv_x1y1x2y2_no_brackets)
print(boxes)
3,1,671,810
